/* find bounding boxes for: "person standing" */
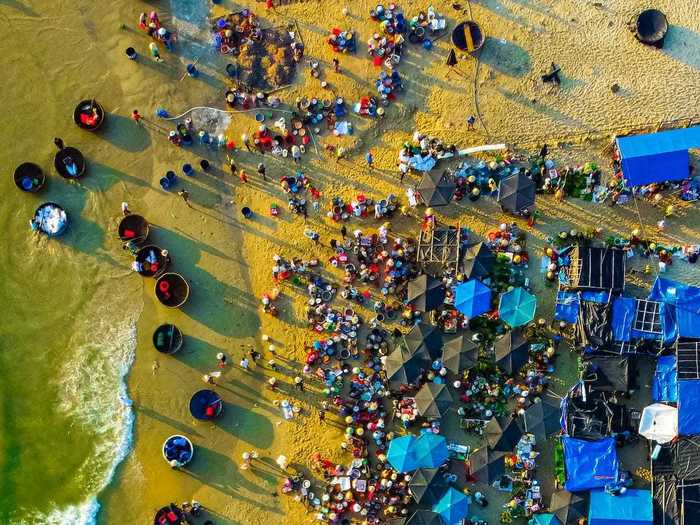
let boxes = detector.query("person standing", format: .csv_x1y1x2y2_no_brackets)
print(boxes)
332,57,340,73
241,133,252,152
340,225,347,239
149,42,163,62
121,202,130,216
54,137,64,150
291,145,301,165
177,189,191,207
319,409,326,423
216,352,227,368
239,356,250,371
239,169,248,183
365,150,374,169
257,162,267,181
467,115,476,130
131,109,142,123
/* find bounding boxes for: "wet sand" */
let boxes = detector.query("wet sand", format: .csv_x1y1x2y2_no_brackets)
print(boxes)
4,0,697,523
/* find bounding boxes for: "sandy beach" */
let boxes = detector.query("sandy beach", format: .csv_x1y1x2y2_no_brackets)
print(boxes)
3,0,700,524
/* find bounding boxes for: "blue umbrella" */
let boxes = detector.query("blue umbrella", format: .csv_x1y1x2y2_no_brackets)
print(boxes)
413,432,449,468
454,280,492,318
432,487,470,525
528,514,562,525
499,287,537,327
387,435,419,473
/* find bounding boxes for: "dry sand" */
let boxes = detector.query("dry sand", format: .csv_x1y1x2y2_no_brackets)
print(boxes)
98,1,700,524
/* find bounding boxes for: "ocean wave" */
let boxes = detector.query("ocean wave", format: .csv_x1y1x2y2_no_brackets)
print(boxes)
16,310,140,525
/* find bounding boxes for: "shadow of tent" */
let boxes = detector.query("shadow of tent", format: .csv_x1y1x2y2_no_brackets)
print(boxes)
479,37,532,77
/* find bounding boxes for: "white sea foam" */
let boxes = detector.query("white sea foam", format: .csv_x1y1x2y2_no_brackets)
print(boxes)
14,311,139,525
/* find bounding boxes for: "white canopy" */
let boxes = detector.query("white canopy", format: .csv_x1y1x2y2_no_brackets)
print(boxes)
639,403,678,444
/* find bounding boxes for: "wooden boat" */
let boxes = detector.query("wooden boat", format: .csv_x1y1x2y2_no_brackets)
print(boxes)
153,504,186,525
152,323,184,354
118,214,149,243
14,162,46,192
135,244,168,277
189,389,223,420
162,434,194,466
451,21,484,56
155,272,190,308
54,147,87,179
73,99,105,131
31,202,68,237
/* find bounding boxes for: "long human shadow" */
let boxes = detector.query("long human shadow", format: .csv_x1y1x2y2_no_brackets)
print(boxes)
217,402,275,448
663,26,700,70
478,37,531,77
99,113,152,153
137,403,203,437
185,446,283,514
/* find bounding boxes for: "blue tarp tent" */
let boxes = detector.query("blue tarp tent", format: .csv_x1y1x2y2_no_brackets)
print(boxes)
588,488,653,525
611,297,635,342
562,437,619,491
653,355,678,403
678,380,700,435
555,291,579,324
649,277,700,339
616,127,700,186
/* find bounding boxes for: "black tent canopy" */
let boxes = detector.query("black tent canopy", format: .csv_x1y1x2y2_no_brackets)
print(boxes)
407,274,446,312
575,299,613,350
409,467,449,505
485,415,523,451
384,345,430,389
462,242,496,280
415,382,453,419
583,355,633,392
497,172,535,213
404,322,443,361
565,246,625,293
417,171,456,207
521,397,561,440
441,334,478,374
494,329,529,375
550,490,588,525
405,510,444,525
468,446,506,484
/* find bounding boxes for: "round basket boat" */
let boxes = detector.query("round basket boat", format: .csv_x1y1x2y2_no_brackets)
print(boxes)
451,21,484,56
118,214,149,243
135,245,168,277
153,324,184,354
634,9,668,48
14,162,46,192
162,434,194,467
155,272,190,308
54,147,87,179
154,504,186,525
31,202,68,237
73,99,105,131
189,389,223,420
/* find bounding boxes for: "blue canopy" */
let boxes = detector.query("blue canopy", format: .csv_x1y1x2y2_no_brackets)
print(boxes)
387,435,419,473
413,432,449,469
649,277,700,339
678,380,700,436
432,487,469,525
588,488,652,525
652,355,678,403
616,127,700,186
529,514,562,525
499,287,537,327
562,437,619,492
454,279,492,318
555,291,579,324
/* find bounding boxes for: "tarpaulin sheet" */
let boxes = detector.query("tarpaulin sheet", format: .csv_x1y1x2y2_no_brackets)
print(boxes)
678,380,700,436
652,355,678,403
612,297,635,342
555,291,579,324
616,126,700,186
575,301,612,349
562,437,619,491
649,277,700,339
585,356,632,392
588,488,653,525
581,291,611,303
